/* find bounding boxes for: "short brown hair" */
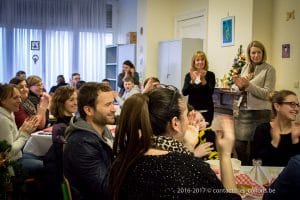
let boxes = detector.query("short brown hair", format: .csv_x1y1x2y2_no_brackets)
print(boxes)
78,82,112,120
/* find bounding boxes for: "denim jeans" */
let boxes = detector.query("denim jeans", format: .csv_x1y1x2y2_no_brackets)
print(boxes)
18,153,44,178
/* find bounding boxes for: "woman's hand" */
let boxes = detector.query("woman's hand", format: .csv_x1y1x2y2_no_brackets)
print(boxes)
270,121,281,148
291,121,300,144
216,115,239,194
19,115,40,135
233,77,249,90
189,69,198,82
183,125,199,151
199,69,207,79
215,115,235,156
194,142,213,158
38,93,50,113
143,78,159,93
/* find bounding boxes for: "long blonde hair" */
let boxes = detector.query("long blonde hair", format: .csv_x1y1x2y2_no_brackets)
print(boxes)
191,51,209,71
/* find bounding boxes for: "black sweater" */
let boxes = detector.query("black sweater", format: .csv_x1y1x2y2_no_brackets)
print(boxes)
120,152,241,200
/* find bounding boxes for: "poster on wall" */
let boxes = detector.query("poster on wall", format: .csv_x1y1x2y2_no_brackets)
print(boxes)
221,16,235,47
282,44,290,58
31,41,40,50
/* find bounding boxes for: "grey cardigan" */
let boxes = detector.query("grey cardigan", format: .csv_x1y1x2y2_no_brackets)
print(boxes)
239,62,276,110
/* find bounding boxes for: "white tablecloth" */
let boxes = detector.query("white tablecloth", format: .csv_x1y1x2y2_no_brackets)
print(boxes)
23,131,53,156
241,166,284,179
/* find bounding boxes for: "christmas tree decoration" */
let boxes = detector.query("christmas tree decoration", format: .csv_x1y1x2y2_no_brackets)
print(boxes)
227,45,246,86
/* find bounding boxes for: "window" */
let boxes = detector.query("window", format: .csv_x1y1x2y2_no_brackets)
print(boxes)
0,28,6,82
44,30,73,90
105,32,114,45
13,28,43,78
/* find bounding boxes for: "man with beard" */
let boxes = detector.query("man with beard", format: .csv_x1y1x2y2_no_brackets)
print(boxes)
63,82,116,199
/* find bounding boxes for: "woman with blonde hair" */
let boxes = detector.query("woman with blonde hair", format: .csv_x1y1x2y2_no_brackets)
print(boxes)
26,75,50,129
233,40,276,165
182,51,216,126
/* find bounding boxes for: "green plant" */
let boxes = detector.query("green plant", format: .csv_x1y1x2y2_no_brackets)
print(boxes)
0,140,24,200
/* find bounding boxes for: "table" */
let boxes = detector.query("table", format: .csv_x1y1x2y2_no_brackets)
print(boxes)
206,159,284,200
23,131,53,156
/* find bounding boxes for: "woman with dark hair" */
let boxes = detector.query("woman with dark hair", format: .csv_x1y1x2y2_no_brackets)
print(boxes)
109,86,241,200
251,90,300,166
117,60,139,96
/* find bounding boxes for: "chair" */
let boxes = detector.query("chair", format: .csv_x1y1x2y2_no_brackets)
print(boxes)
61,176,72,200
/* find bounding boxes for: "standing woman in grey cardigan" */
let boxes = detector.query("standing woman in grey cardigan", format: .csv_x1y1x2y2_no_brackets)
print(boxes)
233,40,276,165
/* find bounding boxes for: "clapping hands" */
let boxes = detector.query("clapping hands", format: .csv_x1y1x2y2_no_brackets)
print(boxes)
215,115,235,156
19,115,40,135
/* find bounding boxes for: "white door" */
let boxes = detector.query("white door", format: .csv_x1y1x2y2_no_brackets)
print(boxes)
167,40,181,89
118,44,136,73
158,41,169,85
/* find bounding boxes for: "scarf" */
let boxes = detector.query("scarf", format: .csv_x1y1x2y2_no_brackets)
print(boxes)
21,98,37,116
151,135,192,155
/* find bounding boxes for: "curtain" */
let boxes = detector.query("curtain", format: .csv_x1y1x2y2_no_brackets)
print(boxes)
79,32,105,82
0,0,107,90
13,28,43,78
0,28,6,82
45,30,73,90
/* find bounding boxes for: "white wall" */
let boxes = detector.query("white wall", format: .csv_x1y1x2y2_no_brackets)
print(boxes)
272,0,300,97
117,0,137,44
207,0,253,80
136,0,208,82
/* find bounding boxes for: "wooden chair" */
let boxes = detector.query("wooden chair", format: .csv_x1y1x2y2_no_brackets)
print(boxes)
61,176,72,200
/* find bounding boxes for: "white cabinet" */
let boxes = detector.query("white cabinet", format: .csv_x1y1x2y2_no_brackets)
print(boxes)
117,44,136,74
105,44,136,90
158,38,203,90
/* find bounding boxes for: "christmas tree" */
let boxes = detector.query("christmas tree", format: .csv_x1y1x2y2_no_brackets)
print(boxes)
227,45,246,86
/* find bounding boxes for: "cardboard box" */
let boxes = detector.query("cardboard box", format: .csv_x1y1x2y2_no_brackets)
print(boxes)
127,32,137,44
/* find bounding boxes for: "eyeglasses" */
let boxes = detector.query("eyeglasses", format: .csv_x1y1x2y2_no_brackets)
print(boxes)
280,102,300,109
158,84,180,111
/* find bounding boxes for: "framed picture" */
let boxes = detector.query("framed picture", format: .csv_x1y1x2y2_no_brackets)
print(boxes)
282,44,290,58
31,41,40,50
221,16,235,47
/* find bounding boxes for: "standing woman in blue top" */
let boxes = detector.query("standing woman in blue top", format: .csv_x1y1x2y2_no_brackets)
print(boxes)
182,51,216,126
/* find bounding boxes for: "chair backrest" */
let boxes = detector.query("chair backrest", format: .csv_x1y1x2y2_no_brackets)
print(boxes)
61,176,72,200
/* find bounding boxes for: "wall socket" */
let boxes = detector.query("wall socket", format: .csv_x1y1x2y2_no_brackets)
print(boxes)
294,80,300,89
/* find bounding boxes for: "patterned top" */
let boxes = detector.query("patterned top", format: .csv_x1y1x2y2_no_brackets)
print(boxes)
120,153,241,200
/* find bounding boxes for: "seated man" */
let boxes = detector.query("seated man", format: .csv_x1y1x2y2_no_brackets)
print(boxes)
63,82,116,199
115,76,140,107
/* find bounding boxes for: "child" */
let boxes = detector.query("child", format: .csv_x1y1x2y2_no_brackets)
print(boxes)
187,104,218,160
115,77,140,107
